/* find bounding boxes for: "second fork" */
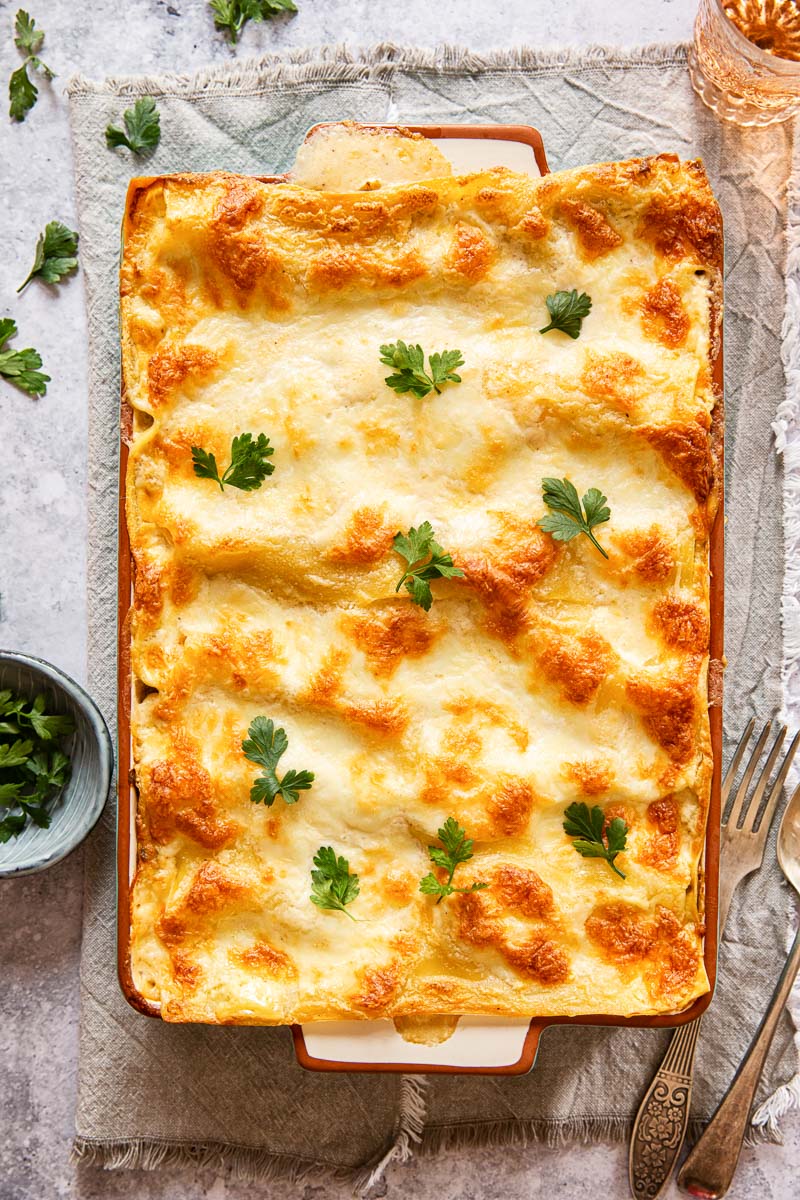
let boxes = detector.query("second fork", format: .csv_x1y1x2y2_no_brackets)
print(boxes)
628,718,799,1200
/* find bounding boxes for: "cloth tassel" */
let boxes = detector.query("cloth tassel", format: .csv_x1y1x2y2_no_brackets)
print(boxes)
751,1070,800,1143
353,1075,429,1196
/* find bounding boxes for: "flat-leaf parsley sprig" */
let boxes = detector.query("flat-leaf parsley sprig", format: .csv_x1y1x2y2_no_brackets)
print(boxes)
0,688,74,843
9,9,54,122
537,477,611,559
393,522,464,612
539,289,592,339
105,97,161,155
3,692,74,741
242,716,314,806
192,432,275,493
310,846,360,919
419,817,488,904
0,317,49,396
563,802,628,879
18,221,79,292
380,341,464,399
210,0,298,44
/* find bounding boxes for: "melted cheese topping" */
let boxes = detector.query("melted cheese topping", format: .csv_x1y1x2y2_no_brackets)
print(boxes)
122,148,722,1025
292,122,454,191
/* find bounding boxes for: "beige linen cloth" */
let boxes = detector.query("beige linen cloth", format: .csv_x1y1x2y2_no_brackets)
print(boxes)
67,42,800,1188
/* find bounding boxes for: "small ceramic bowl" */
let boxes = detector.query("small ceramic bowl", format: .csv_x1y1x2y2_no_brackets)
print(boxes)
0,651,113,877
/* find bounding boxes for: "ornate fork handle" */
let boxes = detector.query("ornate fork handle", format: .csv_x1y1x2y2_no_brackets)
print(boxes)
629,1018,701,1200
677,926,800,1198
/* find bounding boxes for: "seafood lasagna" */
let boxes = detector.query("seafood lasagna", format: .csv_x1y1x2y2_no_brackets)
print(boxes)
122,137,722,1025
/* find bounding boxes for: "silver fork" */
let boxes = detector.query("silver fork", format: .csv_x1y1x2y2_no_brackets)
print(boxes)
628,719,800,1200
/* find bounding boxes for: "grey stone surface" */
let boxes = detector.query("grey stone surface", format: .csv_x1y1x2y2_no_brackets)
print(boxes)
0,0,797,1197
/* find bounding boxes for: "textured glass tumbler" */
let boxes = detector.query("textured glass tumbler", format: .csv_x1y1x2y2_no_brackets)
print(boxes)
689,0,800,126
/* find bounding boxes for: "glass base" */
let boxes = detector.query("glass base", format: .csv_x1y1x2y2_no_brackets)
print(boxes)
688,46,800,127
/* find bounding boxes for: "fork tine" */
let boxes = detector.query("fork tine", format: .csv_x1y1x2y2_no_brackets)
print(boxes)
725,720,772,828
740,725,786,831
722,716,757,803
753,728,800,834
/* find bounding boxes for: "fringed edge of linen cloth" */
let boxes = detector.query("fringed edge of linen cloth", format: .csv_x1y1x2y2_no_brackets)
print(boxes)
755,116,800,1147
418,1115,777,1159
65,40,689,98
70,1137,357,1187
71,1075,427,1196
420,1116,713,1155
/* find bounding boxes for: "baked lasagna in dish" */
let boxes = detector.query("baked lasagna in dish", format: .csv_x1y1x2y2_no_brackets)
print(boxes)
121,131,722,1025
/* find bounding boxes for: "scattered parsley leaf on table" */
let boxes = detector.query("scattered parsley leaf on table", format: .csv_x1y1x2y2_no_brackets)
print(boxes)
380,340,464,399
210,0,298,44
8,9,54,122
419,817,488,903
393,522,464,612
9,64,36,120
537,477,611,559
563,802,628,879
105,96,161,155
14,9,43,53
17,220,79,292
192,432,275,492
0,317,49,396
539,289,592,339
242,716,314,806
310,846,360,919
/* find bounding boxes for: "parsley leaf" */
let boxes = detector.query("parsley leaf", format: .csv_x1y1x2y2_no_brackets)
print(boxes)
0,780,23,804
14,9,42,54
310,846,360,918
105,96,161,155
18,221,79,292
0,739,34,769
379,341,464,399
8,10,54,121
210,0,297,43
537,477,611,559
9,63,36,120
0,812,27,842
17,694,74,741
25,748,70,798
539,289,592,339
0,690,26,717
563,802,628,879
0,687,74,841
393,521,464,612
209,0,244,38
0,317,49,396
242,716,314,806
20,800,51,828
419,816,488,903
192,432,275,493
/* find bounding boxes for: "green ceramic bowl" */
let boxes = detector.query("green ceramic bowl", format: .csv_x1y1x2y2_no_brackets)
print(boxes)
0,651,113,877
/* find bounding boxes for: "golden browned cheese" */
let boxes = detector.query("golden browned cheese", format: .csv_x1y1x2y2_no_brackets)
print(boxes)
123,148,721,1025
